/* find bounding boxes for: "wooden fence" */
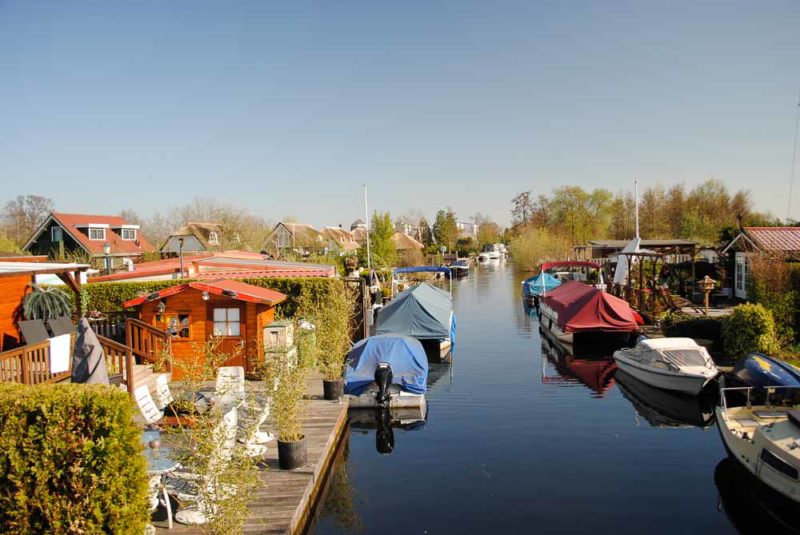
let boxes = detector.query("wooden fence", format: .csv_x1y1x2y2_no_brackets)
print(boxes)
125,318,172,374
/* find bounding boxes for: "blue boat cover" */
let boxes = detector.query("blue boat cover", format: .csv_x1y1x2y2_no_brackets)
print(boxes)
394,266,451,276
732,353,800,388
376,283,453,340
344,334,429,395
523,272,561,297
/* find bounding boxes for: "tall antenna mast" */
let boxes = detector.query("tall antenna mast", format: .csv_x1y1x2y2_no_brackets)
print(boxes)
363,185,371,271
634,179,640,239
787,89,800,222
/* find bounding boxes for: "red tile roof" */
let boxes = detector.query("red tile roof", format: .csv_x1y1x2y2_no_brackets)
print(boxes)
193,269,334,279
744,227,800,252
51,212,156,256
123,279,287,308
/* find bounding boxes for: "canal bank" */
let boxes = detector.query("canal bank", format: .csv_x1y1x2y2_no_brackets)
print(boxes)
311,262,748,535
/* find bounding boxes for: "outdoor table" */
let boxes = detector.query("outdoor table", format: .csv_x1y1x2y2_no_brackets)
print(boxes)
141,430,179,529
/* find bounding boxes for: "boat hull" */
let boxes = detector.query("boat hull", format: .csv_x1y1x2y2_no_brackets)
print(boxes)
614,353,714,395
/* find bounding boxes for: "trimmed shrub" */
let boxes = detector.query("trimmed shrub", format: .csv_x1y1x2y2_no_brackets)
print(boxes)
722,303,781,359
0,383,149,533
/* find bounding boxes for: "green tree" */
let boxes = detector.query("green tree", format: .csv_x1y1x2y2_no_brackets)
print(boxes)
360,211,396,268
418,217,433,247
432,209,458,251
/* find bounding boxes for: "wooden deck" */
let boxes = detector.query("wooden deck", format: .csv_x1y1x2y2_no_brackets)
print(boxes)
155,376,349,534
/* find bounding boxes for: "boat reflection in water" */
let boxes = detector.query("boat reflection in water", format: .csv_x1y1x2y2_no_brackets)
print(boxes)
715,456,800,535
349,405,428,455
540,334,617,398
615,369,716,428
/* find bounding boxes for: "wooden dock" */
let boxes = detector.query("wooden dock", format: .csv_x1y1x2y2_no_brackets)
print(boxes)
155,376,349,534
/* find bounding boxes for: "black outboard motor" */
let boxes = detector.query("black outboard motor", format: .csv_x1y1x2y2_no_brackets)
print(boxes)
375,363,393,405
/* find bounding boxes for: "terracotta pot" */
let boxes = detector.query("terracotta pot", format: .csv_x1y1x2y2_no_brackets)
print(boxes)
322,379,344,400
278,436,307,470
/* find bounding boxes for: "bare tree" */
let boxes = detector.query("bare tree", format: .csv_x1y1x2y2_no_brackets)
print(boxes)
1,195,54,246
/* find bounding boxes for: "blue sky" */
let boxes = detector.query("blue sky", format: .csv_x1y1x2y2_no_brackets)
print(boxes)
1,1,799,227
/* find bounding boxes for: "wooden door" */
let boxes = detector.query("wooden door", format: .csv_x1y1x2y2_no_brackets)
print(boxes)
209,304,246,369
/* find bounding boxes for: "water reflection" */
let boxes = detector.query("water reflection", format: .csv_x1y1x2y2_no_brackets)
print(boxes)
306,431,363,535
540,334,617,397
715,456,800,534
349,406,427,455
615,369,716,428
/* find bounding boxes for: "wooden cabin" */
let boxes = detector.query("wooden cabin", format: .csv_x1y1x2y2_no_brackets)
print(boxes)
0,258,88,351
124,279,287,378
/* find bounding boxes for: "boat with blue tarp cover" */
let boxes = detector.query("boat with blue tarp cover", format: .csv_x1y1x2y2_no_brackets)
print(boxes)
345,334,428,410
380,273,457,362
522,272,561,307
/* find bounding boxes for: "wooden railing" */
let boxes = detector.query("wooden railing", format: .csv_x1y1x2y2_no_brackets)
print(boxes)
98,336,136,394
125,319,172,374
89,311,138,343
0,334,136,394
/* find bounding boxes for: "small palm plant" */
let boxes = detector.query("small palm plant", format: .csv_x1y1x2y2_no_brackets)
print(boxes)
22,284,73,321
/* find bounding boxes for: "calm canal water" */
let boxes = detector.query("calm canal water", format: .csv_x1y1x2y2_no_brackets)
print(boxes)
310,262,753,535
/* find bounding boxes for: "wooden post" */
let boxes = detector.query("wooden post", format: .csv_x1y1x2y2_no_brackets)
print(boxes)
125,347,135,394
20,348,29,385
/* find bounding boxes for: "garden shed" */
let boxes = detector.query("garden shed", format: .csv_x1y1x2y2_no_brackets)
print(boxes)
124,279,287,377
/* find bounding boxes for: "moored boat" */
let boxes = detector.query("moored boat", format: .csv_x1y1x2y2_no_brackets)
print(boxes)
716,384,800,504
344,334,428,410
521,272,561,308
449,259,470,278
613,337,718,395
377,279,456,362
538,280,638,347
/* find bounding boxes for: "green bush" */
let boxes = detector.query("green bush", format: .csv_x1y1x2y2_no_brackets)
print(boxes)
0,383,149,533
722,303,781,359
78,277,346,319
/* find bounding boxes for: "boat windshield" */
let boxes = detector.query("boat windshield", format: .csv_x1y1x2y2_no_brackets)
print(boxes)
660,349,708,368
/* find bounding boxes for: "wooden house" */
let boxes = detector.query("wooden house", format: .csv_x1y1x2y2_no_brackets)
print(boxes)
123,279,287,378
263,222,324,257
0,258,88,351
23,212,156,271
160,222,227,257
721,226,800,300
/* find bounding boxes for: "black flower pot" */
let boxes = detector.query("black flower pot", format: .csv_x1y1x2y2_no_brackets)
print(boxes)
323,379,344,400
278,437,307,470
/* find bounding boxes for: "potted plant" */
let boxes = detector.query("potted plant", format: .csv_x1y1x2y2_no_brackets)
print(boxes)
272,363,308,469
22,284,73,320
314,286,355,400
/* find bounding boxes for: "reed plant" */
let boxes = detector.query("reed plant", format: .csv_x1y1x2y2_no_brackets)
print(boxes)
298,287,356,381
270,361,308,442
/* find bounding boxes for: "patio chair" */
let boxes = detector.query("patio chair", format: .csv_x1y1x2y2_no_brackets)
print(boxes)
659,289,704,315
135,385,164,427
46,315,75,337
153,374,174,412
215,366,273,446
165,407,238,525
147,474,173,531
18,319,49,345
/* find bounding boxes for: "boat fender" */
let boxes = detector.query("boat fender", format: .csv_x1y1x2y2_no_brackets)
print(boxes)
375,363,393,406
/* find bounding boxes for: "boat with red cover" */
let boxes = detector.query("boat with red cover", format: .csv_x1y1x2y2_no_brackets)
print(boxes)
538,280,639,347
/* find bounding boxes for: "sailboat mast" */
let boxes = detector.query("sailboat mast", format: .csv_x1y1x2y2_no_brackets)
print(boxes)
634,179,640,240
363,184,372,272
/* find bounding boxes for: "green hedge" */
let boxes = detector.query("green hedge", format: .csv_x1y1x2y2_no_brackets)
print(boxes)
0,384,149,533
662,315,724,351
79,277,345,319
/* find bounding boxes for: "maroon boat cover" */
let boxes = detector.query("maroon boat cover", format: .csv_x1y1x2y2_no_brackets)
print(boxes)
540,280,637,333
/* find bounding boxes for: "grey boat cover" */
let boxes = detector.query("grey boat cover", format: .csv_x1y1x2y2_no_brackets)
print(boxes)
71,317,110,385
376,283,452,340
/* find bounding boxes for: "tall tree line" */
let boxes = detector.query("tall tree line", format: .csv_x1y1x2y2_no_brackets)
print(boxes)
511,179,776,244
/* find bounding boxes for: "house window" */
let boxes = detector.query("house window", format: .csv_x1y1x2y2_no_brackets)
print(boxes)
89,227,106,241
208,231,219,245
51,226,63,241
213,308,241,336
121,228,137,240
166,313,190,338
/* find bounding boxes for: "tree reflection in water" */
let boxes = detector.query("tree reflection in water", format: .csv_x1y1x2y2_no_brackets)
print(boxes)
313,430,363,534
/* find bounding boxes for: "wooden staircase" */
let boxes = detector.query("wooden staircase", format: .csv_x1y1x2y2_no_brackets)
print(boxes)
128,363,169,394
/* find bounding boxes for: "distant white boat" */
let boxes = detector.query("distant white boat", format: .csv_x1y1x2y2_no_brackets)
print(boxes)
613,338,718,395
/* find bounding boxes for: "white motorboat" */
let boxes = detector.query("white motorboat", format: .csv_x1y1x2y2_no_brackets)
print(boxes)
717,385,800,503
613,337,718,395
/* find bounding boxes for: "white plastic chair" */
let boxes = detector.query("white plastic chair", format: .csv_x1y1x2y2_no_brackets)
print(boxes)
146,474,173,530
153,375,174,411
135,385,164,425
214,366,246,406
166,407,238,526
